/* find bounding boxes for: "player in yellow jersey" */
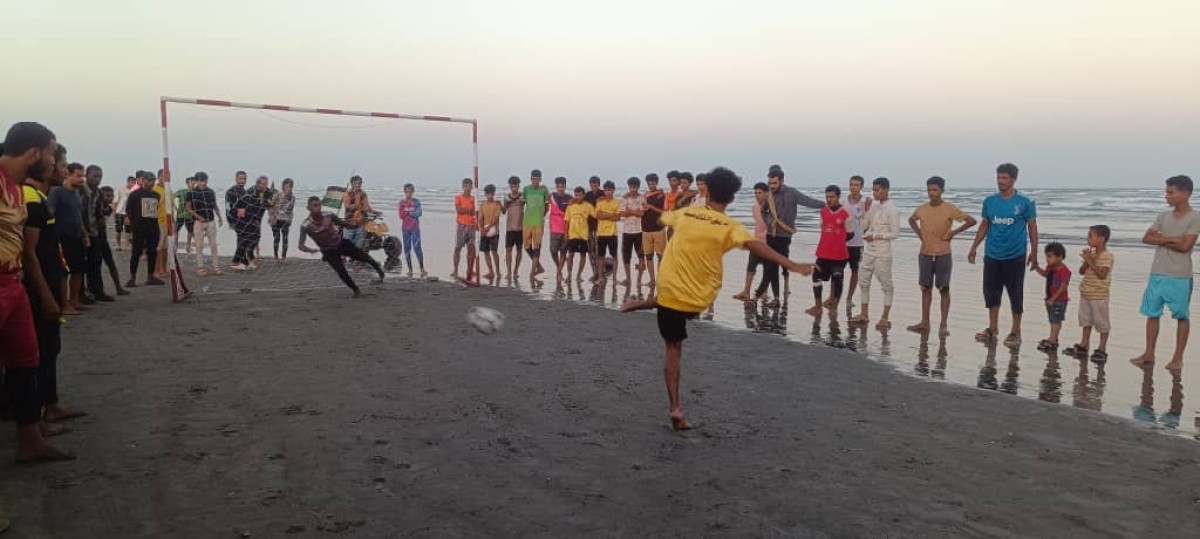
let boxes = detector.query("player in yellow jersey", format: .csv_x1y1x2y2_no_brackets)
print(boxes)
621,167,813,430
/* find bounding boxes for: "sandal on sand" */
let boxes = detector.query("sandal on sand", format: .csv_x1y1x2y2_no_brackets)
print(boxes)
1062,344,1088,358
1036,339,1058,351
1090,349,1108,363
1003,332,1022,347
975,328,997,342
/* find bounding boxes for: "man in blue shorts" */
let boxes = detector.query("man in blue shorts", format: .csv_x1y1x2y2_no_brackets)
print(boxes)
968,163,1038,347
1131,175,1200,371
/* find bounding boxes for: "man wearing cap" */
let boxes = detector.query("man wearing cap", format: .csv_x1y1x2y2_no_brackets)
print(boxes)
755,164,823,305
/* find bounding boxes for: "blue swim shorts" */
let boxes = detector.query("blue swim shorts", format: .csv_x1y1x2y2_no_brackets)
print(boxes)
1139,274,1194,321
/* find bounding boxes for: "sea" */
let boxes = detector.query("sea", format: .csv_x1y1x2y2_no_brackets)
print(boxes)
173,185,1199,439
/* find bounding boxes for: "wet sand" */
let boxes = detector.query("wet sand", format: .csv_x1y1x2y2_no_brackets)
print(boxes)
180,210,1199,437
3,263,1200,537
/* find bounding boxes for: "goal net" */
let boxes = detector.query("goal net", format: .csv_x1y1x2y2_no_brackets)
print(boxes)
158,97,479,301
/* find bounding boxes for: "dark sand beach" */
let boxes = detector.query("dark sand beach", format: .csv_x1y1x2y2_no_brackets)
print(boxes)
3,263,1200,538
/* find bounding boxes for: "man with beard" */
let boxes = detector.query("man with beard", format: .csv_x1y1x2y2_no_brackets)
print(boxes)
755,164,823,306
1,122,76,464
226,170,250,269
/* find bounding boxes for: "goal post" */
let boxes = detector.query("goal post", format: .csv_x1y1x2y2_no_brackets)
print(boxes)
158,96,481,302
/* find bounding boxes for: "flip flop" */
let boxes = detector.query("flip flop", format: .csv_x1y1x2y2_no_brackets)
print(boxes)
1090,350,1108,363
975,328,997,342
1003,332,1022,347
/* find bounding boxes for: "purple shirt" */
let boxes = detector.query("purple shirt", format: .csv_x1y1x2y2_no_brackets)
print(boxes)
398,198,422,231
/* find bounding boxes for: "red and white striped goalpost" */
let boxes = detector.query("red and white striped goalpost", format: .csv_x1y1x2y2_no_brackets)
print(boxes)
159,96,481,302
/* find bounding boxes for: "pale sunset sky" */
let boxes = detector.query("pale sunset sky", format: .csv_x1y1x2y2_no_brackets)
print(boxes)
5,0,1197,189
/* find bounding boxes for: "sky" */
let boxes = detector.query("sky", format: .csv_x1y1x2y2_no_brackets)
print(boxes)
4,0,1198,189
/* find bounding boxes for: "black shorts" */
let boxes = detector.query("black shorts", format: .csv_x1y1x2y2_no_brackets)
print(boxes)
813,258,848,282
657,306,700,342
568,238,588,253
918,253,952,290
847,246,863,271
598,236,618,260
505,230,523,249
480,235,499,252
61,236,87,274
983,256,1026,314
621,233,643,263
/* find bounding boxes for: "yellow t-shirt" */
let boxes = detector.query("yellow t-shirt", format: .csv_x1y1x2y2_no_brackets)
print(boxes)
596,198,620,237
657,206,754,313
1079,250,1114,300
152,184,168,226
479,200,502,236
565,202,593,241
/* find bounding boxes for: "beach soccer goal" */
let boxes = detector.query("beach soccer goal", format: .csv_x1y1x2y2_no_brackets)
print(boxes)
157,96,481,302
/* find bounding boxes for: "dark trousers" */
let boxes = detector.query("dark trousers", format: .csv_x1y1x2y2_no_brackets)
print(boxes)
129,228,159,280
4,367,39,426
755,235,792,298
322,239,383,291
85,233,106,297
29,285,62,409
272,220,291,258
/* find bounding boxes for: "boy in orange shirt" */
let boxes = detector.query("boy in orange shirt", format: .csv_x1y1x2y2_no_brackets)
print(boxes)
622,167,813,430
452,178,477,279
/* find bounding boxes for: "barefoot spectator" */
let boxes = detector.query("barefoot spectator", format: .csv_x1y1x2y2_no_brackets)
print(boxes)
808,185,852,317
548,176,572,283
851,177,901,330
1131,175,1200,371
843,175,871,311
452,178,477,278
733,182,769,302
640,173,667,286
618,176,645,287
501,175,524,279
479,184,502,280
968,163,1038,347
907,176,976,336
48,163,88,313
1,122,74,463
523,169,550,279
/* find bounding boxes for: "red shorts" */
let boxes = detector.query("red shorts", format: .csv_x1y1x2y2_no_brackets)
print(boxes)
0,275,39,368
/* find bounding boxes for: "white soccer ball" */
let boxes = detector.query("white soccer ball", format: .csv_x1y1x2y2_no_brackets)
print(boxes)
466,306,505,335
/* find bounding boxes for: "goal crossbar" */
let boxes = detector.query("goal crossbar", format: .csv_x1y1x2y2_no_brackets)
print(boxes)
159,96,481,301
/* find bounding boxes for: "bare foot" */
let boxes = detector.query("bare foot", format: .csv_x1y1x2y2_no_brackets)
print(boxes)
907,322,930,333
62,307,81,316
732,291,749,301
849,316,868,326
619,298,656,313
16,443,76,463
44,406,86,422
938,325,950,337
646,279,656,287
805,305,823,316
39,422,72,437
619,279,630,287
669,410,693,431
483,273,494,280
822,297,836,309
876,319,892,331
1129,353,1155,366
1165,357,1183,371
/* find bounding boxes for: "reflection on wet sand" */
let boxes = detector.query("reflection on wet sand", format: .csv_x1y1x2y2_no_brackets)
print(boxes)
915,333,948,379
978,343,1021,395
1039,352,1063,404
744,300,788,336
1071,358,1106,412
1134,365,1183,430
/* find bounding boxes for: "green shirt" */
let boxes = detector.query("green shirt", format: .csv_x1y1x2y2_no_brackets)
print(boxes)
522,185,549,227
175,189,193,220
